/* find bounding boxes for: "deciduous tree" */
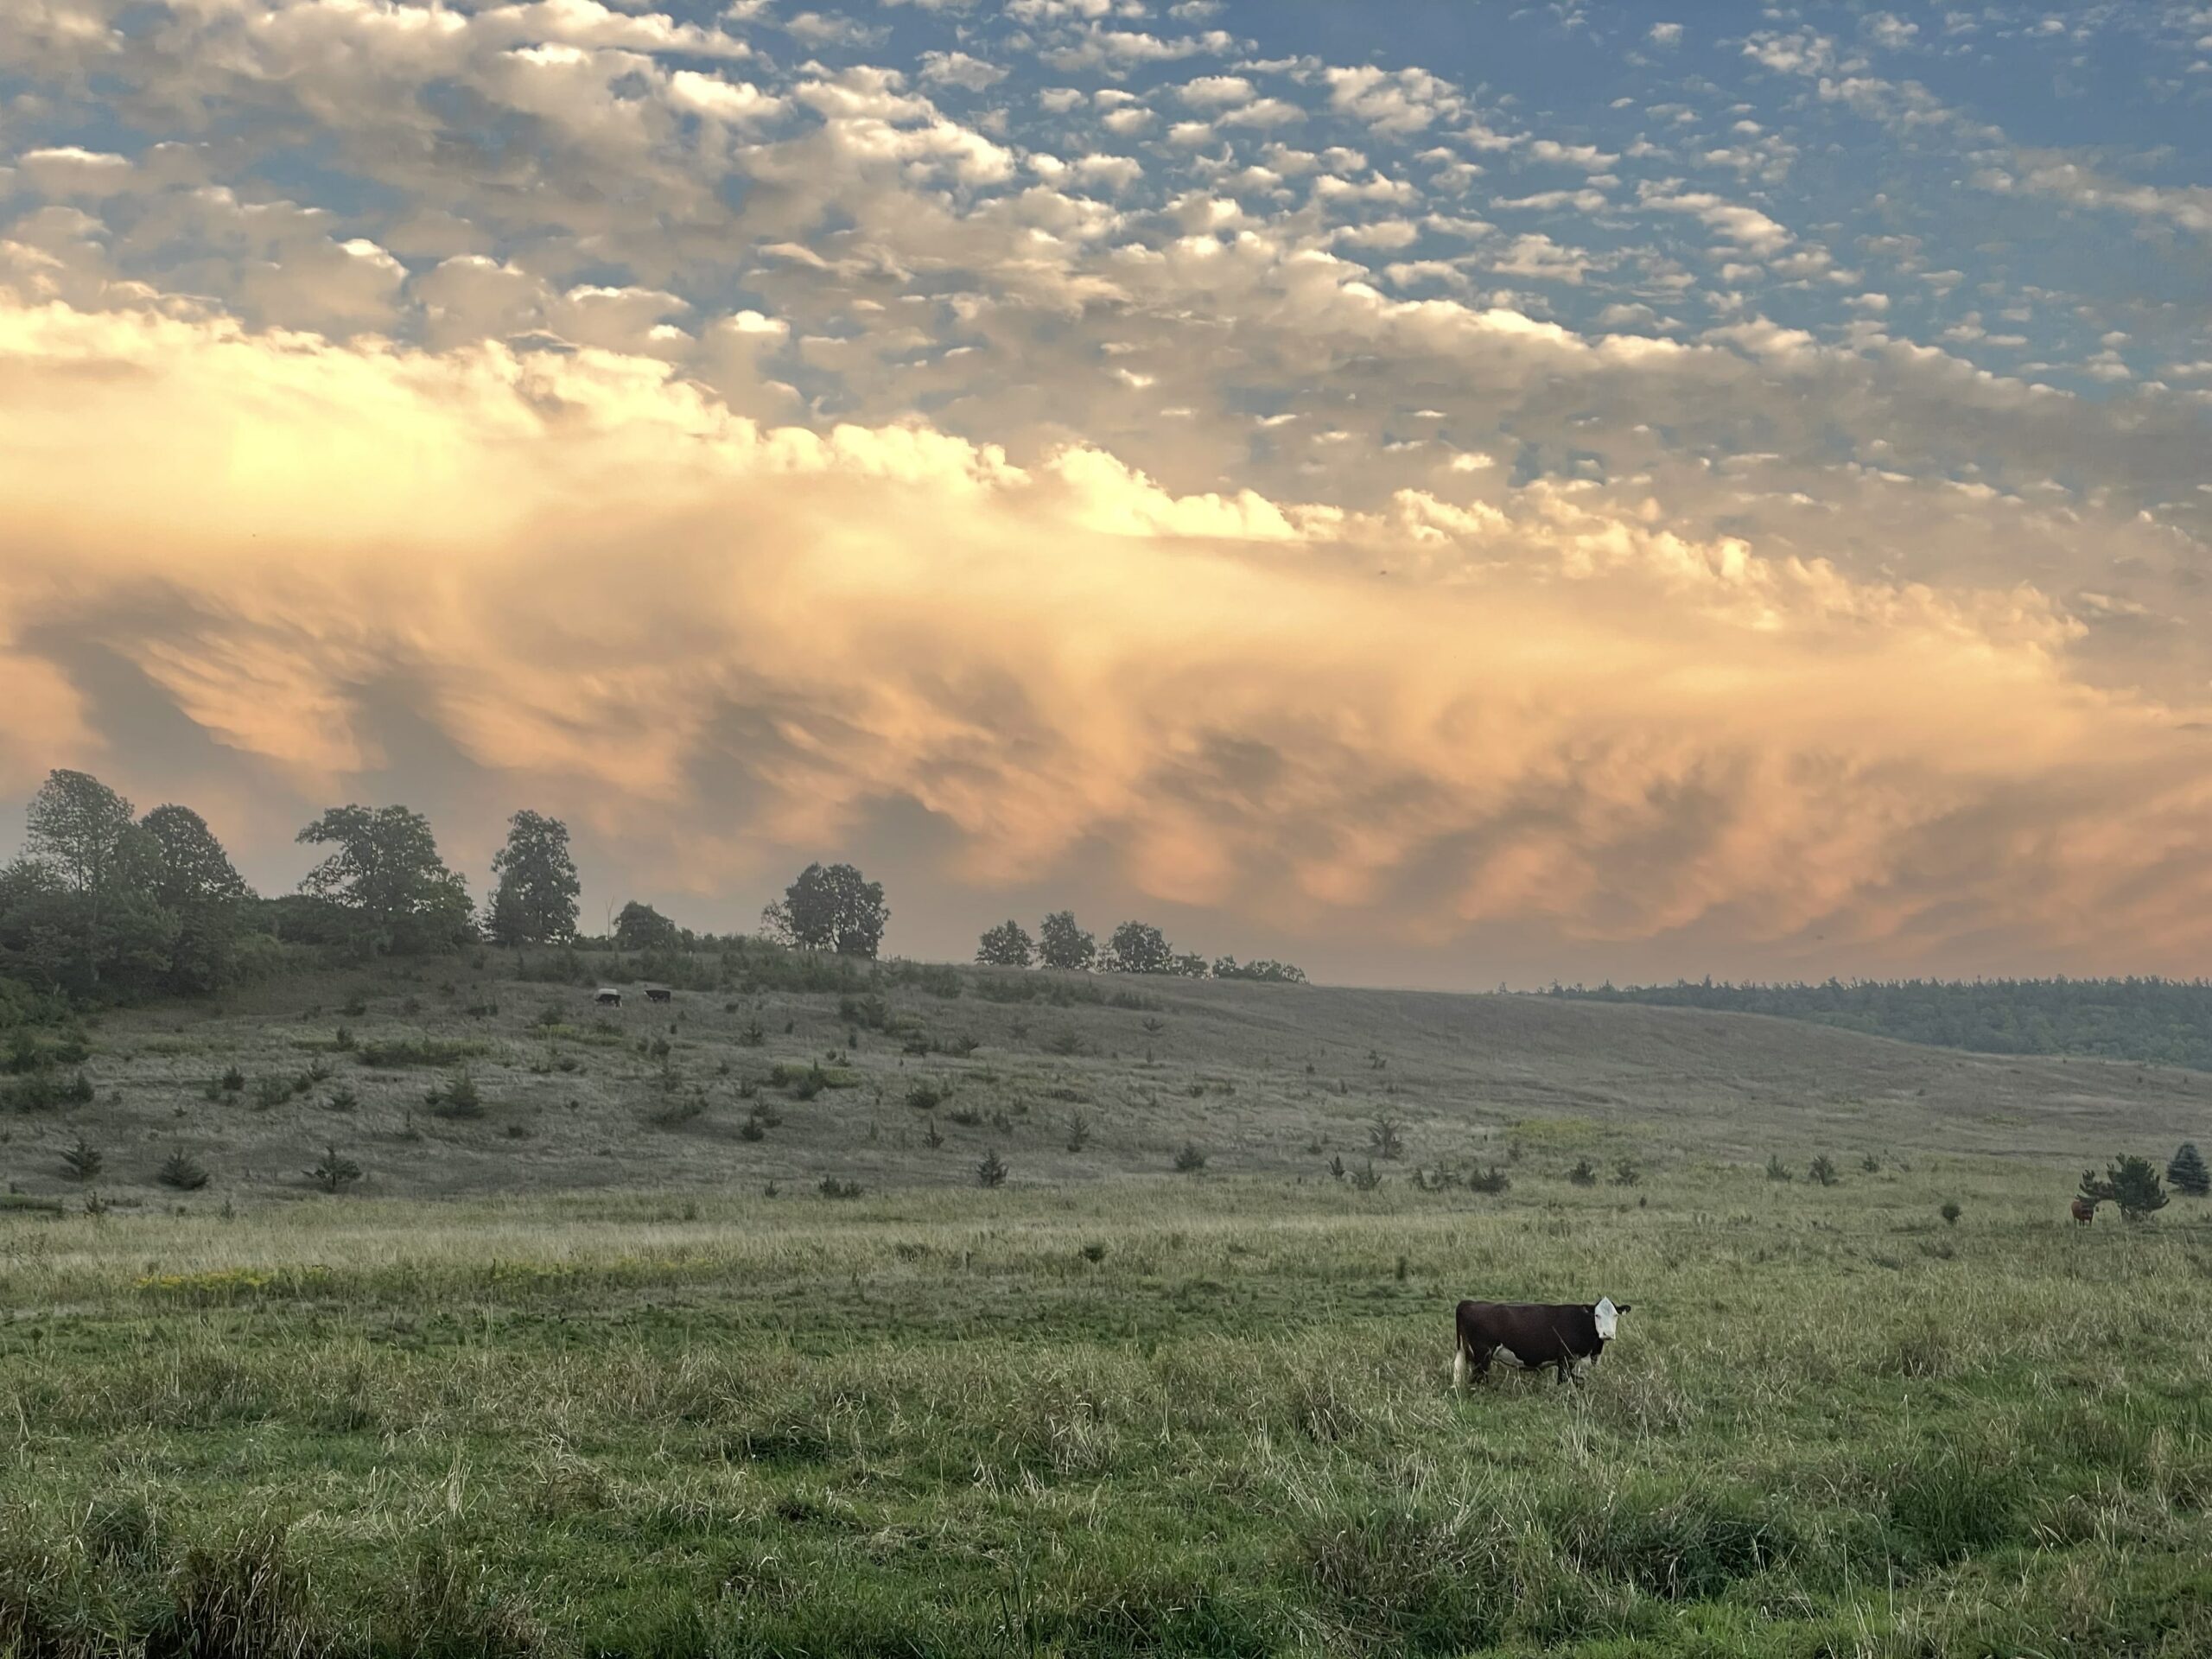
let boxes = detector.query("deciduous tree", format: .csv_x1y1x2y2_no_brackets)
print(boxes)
1036,911,1096,972
487,810,581,946
295,804,474,954
976,919,1035,968
1103,920,1173,976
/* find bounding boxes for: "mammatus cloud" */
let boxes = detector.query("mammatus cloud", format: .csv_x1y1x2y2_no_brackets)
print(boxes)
6,289,2212,980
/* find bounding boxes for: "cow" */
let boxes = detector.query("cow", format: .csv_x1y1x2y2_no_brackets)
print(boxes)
2071,1197,2096,1226
594,988,622,1007
645,987,672,1003
1453,1297,1629,1389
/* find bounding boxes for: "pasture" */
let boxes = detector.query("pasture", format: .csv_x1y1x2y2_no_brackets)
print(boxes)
5,959,2212,1655
7,1168,2212,1656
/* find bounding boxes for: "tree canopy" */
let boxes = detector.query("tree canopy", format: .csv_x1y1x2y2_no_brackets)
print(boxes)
296,804,474,955
1036,911,1096,973
976,919,1035,968
487,810,581,946
613,900,682,951
765,863,889,958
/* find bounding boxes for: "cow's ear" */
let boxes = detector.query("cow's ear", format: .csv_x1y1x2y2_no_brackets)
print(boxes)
1616,1304,1632,1315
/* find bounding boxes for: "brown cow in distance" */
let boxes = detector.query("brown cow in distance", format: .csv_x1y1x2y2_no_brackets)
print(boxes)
2071,1197,2096,1226
1454,1297,1629,1388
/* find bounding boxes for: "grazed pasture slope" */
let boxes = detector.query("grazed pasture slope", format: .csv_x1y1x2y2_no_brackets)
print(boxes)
5,960,2212,1656
10,954,2209,1205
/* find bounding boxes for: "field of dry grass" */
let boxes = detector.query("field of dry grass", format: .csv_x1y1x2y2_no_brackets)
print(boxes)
5,949,2204,1211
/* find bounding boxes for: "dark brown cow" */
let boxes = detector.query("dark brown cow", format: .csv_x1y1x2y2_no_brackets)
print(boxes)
1453,1297,1629,1388
2071,1197,2096,1226
645,988,672,1003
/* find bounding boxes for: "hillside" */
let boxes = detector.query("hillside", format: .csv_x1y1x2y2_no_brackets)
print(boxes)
7,950,2205,1209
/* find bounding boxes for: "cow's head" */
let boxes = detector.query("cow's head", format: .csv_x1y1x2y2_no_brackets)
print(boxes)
1592,1297,1629,1339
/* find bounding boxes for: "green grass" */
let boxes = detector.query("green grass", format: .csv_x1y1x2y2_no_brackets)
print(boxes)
6,1168,2212,1656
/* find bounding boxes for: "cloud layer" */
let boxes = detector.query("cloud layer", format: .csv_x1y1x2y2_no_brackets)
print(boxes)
3,0,2210,983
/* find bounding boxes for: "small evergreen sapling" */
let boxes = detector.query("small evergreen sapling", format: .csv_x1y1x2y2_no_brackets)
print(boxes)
2167,1142,2209,1198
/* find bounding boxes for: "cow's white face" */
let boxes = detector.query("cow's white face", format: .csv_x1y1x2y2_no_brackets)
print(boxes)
1593,1297,1619,1340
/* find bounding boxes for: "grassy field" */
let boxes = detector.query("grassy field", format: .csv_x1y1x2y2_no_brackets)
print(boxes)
6,958,2212,1655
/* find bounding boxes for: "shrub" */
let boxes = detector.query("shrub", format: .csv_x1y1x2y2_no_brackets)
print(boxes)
1860,1152,1882,1173
426,1071,484,1120
2082,1154,2169,1223
1467,1164,1510,1195
1369,1116,1405,1159
906,1080,944,1111
1173,1143,1208,1173
309,1146,363,1193
1939,1200,1962,1227
1567,1158,1599,1187
221,1065,245,1092
332,1026,356,1052
60,1135,103,1181
1350,1159,1382,1192
158,1148,211,1190
326,1085,358,1112
2168,1142,2210,1198
975,1148,1008,1188
1765,1154,1792,1182
923,1116,945,1148
818,1177,862,1199
1065,1111,1092,1152
1808,1154,1840,1187
4,1071,96,1113
1611,1158,1641,1186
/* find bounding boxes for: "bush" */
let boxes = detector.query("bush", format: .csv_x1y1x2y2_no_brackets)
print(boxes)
308,1146,363,1193
1611,1159,1641,1186
1765,1154,1792,1182
1466,1165,1510,1195
1065,1111,1092,1152
906,1080,944,1112
4,1071,96,1113
426,1071,484,1120
1939,1200,1961,1227
1567,1158,1598,1187
221,1065,245,1092
1369,1116,1404,1159
159,1148,210,1191
975,1148,1008,1188
1350,1159,1382,1192
1173,1143,1208,1173
1808,1154,1840,1187
818,1177,862,1200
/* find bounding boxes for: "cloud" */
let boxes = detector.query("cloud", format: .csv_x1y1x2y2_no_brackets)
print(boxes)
8,290,2212,978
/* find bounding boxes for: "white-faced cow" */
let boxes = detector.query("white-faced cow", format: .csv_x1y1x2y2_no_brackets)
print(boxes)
1453,1297,1630,1388
594,988,622,1007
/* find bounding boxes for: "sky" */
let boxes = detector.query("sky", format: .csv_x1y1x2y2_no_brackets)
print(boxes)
2,0,2210,988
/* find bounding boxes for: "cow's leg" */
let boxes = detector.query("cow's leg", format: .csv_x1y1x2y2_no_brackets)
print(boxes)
1470,1343,1496,1382
1452,1342,1470,1391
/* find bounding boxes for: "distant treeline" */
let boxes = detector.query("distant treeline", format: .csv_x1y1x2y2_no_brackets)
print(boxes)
1545,977,2212,1072
0,766,1300,1020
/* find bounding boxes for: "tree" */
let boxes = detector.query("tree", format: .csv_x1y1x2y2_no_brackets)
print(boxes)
772,863,889,958
614,900,682,951
1103,920,1174,976
141,805,249,910
486,810,581,946
2082,1155,2169,1224
141,804,251,992
1036,911,1096,972
295,804,474,954
24,770,139,902
17,770,170,990
1214,957,1307,984
2167,1142,2209,1198
976,919,1035,969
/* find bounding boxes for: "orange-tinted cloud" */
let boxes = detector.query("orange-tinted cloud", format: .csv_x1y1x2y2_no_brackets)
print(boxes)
7,289,2212,981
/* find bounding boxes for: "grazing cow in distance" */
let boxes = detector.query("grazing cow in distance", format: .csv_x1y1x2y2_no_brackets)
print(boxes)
646,987,672,1003
594,988,622,1007
2071,1197,2096,1226
1454,1297,1629,1388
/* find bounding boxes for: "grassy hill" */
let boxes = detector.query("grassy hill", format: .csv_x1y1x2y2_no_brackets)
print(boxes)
7,951,2209,1209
